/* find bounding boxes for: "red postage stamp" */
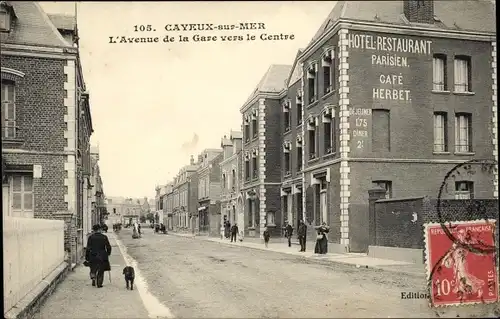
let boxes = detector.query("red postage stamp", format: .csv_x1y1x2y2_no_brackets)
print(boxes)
424,219,498,307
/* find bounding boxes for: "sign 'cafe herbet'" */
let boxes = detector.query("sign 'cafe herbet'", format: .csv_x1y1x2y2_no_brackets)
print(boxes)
347,33,433,101
346,33,433,153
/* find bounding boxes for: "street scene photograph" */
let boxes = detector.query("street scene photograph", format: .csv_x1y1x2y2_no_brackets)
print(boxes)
1,1,499,318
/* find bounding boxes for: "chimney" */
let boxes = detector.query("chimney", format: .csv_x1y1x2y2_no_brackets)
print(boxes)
403,0,434,24
190,155,195,165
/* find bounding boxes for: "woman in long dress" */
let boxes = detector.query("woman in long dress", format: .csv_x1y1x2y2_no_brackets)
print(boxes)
314,222,330,254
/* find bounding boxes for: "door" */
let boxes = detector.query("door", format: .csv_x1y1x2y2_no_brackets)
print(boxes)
3,182,10,217
287,195,293,225
320,190,327,224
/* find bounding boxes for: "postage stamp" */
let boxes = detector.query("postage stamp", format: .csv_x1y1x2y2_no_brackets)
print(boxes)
424,220,499,307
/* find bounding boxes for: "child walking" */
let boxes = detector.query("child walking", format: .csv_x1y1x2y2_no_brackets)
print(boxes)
263,226,270,248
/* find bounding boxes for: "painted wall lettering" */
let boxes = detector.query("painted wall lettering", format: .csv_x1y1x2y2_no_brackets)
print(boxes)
349,107,371,151
348,33,432,103
347,34,432,55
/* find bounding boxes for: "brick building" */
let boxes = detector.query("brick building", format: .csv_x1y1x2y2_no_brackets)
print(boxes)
296,0,497,253
1,2,94,263
196,149,223,236
161,183,173,229
171,156,199,232
240,64,291,238
88,145,106,236
220,131,243,233
280,50,305,234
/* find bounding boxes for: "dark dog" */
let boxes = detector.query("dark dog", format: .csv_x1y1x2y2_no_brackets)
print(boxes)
122,266,135,290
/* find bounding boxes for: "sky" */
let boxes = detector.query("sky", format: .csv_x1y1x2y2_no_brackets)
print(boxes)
39,1,336,199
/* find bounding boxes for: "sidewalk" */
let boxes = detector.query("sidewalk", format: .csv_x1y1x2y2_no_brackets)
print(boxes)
34,233,149,319
171,232,426,278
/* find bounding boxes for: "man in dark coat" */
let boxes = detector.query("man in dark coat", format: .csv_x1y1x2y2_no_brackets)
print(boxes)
85,224,112,288
230,223,239,242
298,220,307,252
285,221,294,247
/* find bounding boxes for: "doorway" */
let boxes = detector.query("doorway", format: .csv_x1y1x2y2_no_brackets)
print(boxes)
320,190,327,224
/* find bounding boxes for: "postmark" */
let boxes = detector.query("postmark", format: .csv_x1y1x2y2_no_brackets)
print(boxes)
424,220,498,307
425,159,499,307
435,159,498,256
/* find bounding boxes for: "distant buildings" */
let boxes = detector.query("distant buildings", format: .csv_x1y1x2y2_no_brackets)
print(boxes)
196,149,223,235
171,157,199,231
240,64,292,238
153,0,497,254
220,131,243,232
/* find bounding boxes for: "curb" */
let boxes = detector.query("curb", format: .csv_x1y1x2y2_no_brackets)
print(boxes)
4,262,70,319
170,232,426,279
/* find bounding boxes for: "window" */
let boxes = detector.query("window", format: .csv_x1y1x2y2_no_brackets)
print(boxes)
0,10,11,32
245,159,250,181
454,56,471,92
252,112,258,138
297,100,303,126
308,119,317,160
1,81,16,139
455,113,472,153
307,63,317,104
433,112,448,152
322,50,333,94
231,169,236,191
266,211,275,226
12,175,34,218
372,109,390,152
322,111,333,154
243,116,250,142
433,54,447,91
252,156,258,179
372,180,392,199
455,181,473,199
283,101,291,132
284,143,291,175
297,144,303,172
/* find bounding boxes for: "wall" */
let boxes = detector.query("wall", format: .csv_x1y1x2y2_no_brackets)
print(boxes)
264,98,282,183
302,33,341,170
1,55,67,217
347,30,493,160
3,217,65,313
372,197,499,249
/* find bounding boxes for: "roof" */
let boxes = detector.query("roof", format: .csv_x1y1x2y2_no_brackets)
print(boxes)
0,2,72,47
242,64,292,107
308,0,496,47
286,49,304,88
230,130,242,139
47,13,76,31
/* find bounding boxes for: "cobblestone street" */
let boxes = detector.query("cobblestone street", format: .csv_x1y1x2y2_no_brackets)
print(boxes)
116,228,436,318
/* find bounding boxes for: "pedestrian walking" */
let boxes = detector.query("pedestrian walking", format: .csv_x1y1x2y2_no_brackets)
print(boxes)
225,221,231,239
263,226,270,248
138,223,142,237
230,223,239,242
298,220,307,252
314,222,330,255
284,221,293,247
85,224,112,288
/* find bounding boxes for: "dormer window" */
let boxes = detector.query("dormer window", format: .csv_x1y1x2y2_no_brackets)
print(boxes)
0,2,14,33
282,100,291,132
307,63,318,104
251,109,258,138
243,115,250,143
296,89,303,125
322,49,334,94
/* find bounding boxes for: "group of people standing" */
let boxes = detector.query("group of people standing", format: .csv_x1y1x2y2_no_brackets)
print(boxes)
223,220,241,242
283,220,330,254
